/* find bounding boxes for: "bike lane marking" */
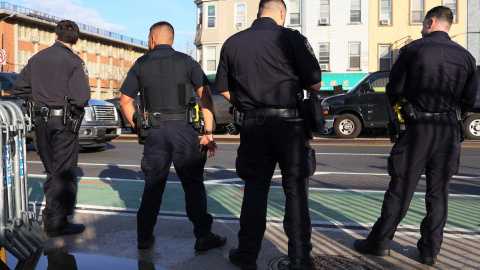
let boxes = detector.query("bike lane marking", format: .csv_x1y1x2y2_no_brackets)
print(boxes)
27,174,480,232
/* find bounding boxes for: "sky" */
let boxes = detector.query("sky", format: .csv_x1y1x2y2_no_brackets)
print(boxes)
10,0,198,53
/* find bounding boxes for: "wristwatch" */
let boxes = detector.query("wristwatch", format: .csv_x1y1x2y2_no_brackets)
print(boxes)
205,130,213,135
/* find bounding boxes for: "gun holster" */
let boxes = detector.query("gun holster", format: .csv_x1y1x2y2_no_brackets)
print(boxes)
455,108,466,142
69,107,84,134
133,107,148,145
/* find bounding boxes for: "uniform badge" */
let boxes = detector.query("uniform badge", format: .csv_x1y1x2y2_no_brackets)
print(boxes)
305,39,316,58
82,63,89,79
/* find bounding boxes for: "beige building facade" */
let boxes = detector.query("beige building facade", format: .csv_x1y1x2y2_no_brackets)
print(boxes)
368,0,466,72
194,0,259,76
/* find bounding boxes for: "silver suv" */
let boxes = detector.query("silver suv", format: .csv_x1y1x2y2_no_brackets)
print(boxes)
0,72,121,151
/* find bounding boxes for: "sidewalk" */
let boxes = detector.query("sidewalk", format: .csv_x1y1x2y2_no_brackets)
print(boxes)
6,210,480,270
5,178,480,269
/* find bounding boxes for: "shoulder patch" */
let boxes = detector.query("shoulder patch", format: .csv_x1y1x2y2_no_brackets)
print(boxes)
304,39,316,58
82,63,89,79
191,57,201,67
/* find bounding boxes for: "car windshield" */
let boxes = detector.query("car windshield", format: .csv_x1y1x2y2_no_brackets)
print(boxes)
347,76,367,94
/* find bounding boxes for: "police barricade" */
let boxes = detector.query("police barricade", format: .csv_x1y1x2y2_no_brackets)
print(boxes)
0,101,45,261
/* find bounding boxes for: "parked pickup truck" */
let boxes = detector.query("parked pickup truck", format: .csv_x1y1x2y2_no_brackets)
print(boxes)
321,68,480,140
0,72,121,151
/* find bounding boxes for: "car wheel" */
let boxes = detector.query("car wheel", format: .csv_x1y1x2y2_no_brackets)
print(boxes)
323,127,334,135
214,124,227,134
334,114,362,139
464,114,480,140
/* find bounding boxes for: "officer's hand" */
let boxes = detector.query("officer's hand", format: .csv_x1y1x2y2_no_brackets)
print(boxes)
200,134,217,157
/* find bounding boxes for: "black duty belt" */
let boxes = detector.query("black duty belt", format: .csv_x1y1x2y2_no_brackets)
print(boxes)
34,108,64,117
416,111,454,118
152,113,185,121
243,108,299,120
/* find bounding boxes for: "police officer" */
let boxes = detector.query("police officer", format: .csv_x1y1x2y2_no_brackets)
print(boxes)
13,20,90,237
119,21,227,250
216,1,322,269
353,6,478,266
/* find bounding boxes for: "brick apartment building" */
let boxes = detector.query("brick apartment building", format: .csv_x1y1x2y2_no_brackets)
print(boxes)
0,2,148,100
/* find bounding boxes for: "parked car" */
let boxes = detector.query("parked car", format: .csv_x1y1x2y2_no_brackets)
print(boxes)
106,79,233,133
0,72,121,151
321,68,480,140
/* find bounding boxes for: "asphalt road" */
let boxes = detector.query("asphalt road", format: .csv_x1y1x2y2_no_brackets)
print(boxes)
25,137,480,196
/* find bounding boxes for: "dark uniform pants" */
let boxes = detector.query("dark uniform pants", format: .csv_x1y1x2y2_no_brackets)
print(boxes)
137,121,213,241
236,117,316,261
367,115,461,257
35,116,79,232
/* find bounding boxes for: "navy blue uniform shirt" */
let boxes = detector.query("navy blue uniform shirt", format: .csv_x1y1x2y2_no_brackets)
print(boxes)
13,41,91,107
216,17,322,112
386,31,478,113
120,45,209,99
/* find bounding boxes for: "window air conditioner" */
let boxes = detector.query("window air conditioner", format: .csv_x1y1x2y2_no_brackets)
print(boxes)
320,64,329,70
318,18,329,25
380,19,391,25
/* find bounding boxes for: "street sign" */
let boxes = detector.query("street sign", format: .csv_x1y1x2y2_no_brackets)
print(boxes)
0,49,6,65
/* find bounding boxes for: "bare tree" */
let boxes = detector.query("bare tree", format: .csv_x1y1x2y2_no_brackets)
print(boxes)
180,38,195,57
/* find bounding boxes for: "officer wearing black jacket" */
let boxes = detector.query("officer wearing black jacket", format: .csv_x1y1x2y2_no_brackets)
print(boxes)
13,20,90,237
216,1,322,269
354,6,478,266
119,21,226,250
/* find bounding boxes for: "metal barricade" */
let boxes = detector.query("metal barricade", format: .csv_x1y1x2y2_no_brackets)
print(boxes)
0,101,45,261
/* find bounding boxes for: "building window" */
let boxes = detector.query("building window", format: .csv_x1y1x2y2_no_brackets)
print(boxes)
235,3,247,29
198,6,203,28
411,0,424,24
197,46,203,67
348,42,361,70
379,45,391,71
206,4,216,28
444,0,457,22
319,0,330,25
379,0,392,25
350,0,361,23
318,43,330,71
206,46,217,72
289,0,300,25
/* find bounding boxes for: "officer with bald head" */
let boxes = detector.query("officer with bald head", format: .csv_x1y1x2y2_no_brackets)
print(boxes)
216,0,322,269
119,21,226,251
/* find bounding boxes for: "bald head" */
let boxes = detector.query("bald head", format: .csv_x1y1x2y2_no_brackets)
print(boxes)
258,0,286,26
148,21,174,49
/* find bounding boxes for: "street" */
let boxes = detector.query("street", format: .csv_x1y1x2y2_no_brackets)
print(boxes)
25,136,480,194
24,136,480,228
14,136,480,270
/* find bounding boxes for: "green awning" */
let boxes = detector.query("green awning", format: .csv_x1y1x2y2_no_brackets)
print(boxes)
319,73,368,91
206,73,368,92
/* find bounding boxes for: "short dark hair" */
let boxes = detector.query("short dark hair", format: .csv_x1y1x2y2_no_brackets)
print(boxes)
259,0,286,12
425,6,453,25
149,21,174,36
55,20,80,44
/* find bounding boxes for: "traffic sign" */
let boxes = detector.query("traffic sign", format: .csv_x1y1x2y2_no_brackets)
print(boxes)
0,49,6,65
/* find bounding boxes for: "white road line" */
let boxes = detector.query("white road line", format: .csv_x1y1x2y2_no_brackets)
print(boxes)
31,203,479,239
27,174,480,198
316,153,389,156
27,160,480,180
